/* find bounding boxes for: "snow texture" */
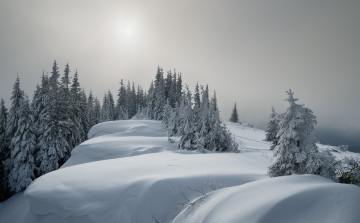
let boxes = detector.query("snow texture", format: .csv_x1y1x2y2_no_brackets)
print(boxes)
0,120,359,223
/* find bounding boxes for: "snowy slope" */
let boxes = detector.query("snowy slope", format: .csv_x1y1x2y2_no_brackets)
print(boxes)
1,120,359,223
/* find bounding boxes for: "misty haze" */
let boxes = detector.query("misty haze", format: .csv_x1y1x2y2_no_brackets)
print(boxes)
0,1,359,223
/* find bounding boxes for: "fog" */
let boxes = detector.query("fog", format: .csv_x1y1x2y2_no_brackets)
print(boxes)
0,0,359,151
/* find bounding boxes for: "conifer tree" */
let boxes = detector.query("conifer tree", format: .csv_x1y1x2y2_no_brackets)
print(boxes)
37,60,70,174
153,67,166,120
8,97,36,192
101,93,110,122
116,79,128,120
165,70,172,100
176,73,183,103
265,107,280,150
6,76,25,140
129,83,137,118
80,89,90,140
32,73,50,127
169,71,177,107
162,100,173,129
268,90,335,178
0,98,8,144
94,97,101,124
88,90,96,128
107,90,116,120
229,103,239,123
177,86,197,150
0,98,9,201
167,101,180,136
59,64,82,151
208,104,239,152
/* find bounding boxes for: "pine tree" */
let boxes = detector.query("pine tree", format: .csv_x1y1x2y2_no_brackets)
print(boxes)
153,67,166,120
0,98,9,201
101,93,110,122
162,100,173,129
31,72,49,134
178,86,197,150
38,60,70,174
6,76,25,140
129,83,137,118
167,101,180,136
176,73,183,104
94,97,101,124
265,107,280,150
8,97,36,193
229,103,239,123
268,90,335,178
80,89,90,140
116,79,128,120
88,90,96,128
169,71,177,107
0,98,8,143
61,64,82,150
165,70,172,101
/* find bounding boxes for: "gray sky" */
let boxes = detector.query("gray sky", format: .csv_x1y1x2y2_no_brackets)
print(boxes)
0,0,359,151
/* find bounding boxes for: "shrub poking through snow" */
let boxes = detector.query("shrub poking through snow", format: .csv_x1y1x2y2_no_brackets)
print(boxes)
268,90,335,178
335,157,360,185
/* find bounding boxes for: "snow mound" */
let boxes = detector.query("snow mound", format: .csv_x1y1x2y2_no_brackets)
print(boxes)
87,120,167,139
63,120,171,168
1,120,359,223
173,174,360,223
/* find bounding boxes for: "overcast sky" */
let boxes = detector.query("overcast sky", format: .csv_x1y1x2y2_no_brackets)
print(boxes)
0,0,359,151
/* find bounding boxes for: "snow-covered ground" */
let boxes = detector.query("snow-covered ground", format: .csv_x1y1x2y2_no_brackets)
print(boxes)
1,120,359,223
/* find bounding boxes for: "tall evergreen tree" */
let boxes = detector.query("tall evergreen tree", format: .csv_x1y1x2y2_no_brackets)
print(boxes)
6,76,25,140
0,98,9,201
129,83,137,118
101,93,109,122
265,107,280,150
229,103,239,123
94,97,101,124
177,86,197,150
37,60,70,174
79,89,90,140
153,67,166,120
88,90,96,128
165,70,172,100
268,90,335,178
8,97,36,193
107,90,116,120
176,73,183,103
60,65,82,150
169,71,177,107
116,79,128,120
31,72,49,132
0,98,8,143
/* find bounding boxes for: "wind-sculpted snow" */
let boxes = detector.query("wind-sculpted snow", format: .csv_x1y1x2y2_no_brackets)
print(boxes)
87,120,167,139
173,175,360,223
1,120,359,223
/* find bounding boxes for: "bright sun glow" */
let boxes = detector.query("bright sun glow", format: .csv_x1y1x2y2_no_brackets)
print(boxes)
125,28,132,35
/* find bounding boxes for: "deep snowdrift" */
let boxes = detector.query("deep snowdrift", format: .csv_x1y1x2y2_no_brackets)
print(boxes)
0,120,359,223
172,174,360,223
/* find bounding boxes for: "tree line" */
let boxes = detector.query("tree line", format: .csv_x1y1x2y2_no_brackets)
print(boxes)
0,61,238,202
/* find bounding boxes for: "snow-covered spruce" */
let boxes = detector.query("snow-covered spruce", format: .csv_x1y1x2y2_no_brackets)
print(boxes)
166,85,238,152
0,98,9,144
6,76,25,140
268,90,335,178
264,106,279,150
8,97,36,193
229,102,239,123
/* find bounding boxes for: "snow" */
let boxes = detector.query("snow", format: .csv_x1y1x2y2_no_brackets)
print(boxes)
173,174,360,223
1,120,359,223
